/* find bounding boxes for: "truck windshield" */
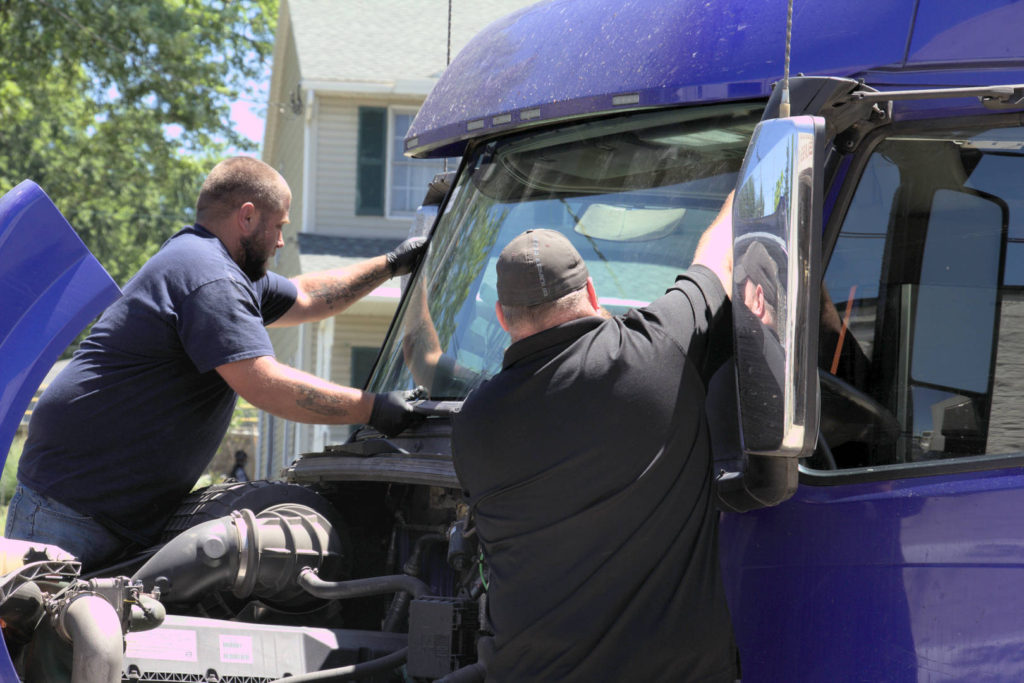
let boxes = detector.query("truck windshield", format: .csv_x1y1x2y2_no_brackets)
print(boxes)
368,103,763,399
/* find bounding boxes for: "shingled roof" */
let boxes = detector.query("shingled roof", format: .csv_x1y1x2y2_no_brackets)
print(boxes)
297,233,404,272
288,0,538,86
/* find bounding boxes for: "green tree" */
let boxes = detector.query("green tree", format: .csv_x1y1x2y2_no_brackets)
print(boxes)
0,0,278,285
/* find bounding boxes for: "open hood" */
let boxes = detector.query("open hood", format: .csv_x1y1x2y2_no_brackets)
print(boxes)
0,180,121,459
0,180,121,673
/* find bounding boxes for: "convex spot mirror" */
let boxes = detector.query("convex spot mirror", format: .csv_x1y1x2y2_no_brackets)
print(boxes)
731,116,823,458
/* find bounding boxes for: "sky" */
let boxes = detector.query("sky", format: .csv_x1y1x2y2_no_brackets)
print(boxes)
226,60,272,152
231,97,266,147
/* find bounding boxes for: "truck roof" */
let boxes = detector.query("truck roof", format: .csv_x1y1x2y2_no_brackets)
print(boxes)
405,0,1024,158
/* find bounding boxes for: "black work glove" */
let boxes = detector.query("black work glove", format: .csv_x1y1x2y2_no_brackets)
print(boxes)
385,236,427,276
369,387,427,437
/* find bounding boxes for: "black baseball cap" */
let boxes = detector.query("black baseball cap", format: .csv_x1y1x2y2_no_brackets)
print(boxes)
735,240,779,306
496,229,589,306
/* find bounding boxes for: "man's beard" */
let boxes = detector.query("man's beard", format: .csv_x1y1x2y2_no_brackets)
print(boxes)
239,233,270,281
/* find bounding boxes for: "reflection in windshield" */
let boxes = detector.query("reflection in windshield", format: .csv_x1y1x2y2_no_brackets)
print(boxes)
369,104,763,398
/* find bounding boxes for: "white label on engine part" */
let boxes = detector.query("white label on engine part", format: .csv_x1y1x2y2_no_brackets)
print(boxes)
220,634,255,664
125,628,198,662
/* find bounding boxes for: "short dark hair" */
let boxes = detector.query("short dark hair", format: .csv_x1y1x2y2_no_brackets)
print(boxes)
500,286,591,330
196,156,288,220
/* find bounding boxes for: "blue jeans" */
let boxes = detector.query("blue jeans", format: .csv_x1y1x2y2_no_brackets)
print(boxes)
5,483,126,570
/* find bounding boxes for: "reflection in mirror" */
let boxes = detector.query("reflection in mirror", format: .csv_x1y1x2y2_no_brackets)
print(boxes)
731,116,823,457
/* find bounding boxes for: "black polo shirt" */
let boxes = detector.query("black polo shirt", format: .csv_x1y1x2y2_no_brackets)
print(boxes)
452,265,737,682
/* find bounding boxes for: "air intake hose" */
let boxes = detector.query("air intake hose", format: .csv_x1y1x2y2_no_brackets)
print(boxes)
133,504,344,606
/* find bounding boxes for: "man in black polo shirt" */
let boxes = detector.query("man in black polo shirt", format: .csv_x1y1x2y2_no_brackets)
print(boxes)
452,196,737,682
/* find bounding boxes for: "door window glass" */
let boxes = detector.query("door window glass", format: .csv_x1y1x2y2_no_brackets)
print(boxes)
816,126,1019,469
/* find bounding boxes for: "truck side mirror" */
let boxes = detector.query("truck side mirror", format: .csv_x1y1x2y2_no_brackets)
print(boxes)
719,116,824,510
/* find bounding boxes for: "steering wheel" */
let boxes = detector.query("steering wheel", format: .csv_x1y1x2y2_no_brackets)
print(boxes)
818,369,901,466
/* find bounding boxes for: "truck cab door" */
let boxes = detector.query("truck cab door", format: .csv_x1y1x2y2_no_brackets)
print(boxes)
720,117,1024,680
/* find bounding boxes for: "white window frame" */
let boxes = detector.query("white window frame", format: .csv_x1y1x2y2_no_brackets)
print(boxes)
385,106,449,220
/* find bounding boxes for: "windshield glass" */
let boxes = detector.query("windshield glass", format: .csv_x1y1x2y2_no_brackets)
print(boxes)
369,103,763,398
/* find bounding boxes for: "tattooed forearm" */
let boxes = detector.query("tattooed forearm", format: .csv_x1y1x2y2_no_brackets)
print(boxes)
296,385,354,418
306,266,386,311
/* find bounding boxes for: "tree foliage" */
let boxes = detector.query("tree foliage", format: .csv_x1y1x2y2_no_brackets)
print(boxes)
0,0,278,284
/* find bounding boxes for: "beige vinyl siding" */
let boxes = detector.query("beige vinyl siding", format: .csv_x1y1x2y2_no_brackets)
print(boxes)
269,38,305,228
313,95,422,238
264,35,307,280
331,313,390,386
259,322,301,480
292,322,321,455
261,313,391,471
326,313,392,443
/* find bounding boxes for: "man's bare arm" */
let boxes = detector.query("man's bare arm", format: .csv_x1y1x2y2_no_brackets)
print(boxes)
217,356,375,424
271,256,393,327
692,192,734,298
270,237,426,327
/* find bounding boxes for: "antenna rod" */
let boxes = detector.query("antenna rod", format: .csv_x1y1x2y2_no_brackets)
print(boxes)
780,0,794,117
443,0,453,172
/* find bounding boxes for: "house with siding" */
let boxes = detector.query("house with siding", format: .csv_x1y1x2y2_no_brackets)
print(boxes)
256,0,535,479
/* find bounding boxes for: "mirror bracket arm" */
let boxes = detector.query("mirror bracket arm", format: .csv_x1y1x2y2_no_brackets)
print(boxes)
764,76,892,154
715,457,799,513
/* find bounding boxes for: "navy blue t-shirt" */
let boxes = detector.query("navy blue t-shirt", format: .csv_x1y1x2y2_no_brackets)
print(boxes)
19,225,297,545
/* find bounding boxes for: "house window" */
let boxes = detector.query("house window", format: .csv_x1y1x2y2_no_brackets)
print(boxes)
389,110,453,217
356,107,452,218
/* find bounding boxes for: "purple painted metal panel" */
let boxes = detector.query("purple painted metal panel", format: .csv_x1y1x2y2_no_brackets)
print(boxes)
406,0,915,157
0,179,120,480
908,0,1024,65
0,180,119,676
720,467,1024,680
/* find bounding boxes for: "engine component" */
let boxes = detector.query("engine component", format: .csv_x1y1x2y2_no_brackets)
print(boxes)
60,594,122,683
296,567,430,601
160,481,344,546
446,519,472,572
265,646,409,683
0,581,45,654
9,565,164,683
382,531,445,633
406,596,479,679
133,504,345,607
122,614,407,682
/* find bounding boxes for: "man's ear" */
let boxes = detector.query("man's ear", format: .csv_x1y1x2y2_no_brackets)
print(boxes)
495,301,510,332
237,201,258,235
752,283,766,317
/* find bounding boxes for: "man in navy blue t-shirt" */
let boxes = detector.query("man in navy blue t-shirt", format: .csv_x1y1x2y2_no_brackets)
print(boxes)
7,157,424,568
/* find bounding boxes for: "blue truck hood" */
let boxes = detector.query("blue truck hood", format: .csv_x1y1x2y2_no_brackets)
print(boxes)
0,179,120,672
0,179,121,473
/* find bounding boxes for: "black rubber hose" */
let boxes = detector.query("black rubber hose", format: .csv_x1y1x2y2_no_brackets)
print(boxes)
267,647,408,683
297,568,431,600
383,533,446,632
381,589,412,633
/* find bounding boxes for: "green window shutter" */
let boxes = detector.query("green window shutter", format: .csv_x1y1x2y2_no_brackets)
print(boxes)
351,346,379,389
356,107,387,216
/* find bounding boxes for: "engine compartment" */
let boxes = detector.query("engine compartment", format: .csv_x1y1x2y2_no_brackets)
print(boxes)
1,427,483,682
